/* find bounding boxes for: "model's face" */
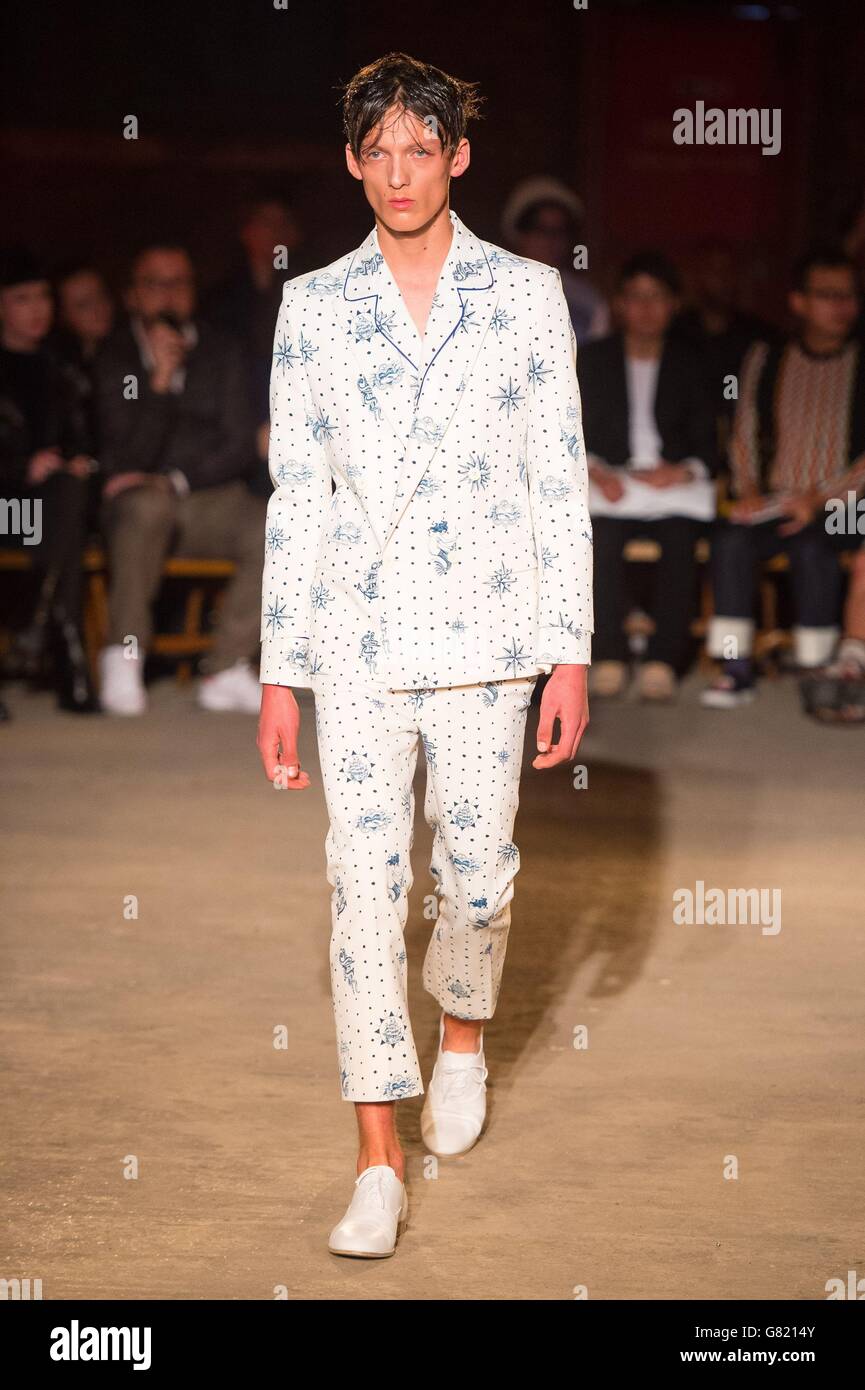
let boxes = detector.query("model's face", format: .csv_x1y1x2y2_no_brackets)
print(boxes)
345,105,469,234
790,266,859,340
60,270,114,343
616,274,676,338
126,249,196,324
0,280,54,346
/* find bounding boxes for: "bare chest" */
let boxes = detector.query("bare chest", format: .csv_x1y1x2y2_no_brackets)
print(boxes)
396,278,439,344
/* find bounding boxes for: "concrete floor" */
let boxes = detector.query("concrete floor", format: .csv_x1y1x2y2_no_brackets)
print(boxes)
2,671,862,1300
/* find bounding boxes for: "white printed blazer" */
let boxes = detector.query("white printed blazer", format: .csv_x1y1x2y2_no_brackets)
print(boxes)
259,209,593,690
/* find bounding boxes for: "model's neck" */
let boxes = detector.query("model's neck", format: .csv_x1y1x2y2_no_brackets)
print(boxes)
376,204,453,282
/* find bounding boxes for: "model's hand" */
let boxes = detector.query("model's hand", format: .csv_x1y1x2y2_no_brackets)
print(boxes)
532,664,589,770
257,683,311,790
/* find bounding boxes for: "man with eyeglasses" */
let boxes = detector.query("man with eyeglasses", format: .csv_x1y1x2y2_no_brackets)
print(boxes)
703,247,865,708
95,243,265,715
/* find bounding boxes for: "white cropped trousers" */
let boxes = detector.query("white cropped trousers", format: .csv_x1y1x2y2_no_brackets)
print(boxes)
310,673,538,1102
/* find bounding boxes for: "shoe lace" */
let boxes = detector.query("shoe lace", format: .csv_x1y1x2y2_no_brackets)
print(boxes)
438,1061,488,1101
355,1167,391,1210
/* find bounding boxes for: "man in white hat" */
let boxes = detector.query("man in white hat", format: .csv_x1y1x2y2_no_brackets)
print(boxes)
501,176,610,346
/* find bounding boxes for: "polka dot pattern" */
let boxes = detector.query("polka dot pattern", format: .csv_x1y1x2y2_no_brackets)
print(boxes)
260,210,593,690
312,672,538,1102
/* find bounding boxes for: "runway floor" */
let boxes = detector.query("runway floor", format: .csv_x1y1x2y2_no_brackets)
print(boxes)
2,671,862,1300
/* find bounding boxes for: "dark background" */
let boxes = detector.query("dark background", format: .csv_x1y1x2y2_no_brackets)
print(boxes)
4,0,864,319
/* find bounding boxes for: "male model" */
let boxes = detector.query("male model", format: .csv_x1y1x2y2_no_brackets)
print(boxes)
257,53,592,1257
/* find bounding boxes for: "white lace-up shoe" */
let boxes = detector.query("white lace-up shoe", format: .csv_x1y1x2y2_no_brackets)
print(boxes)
328,1165,409,1258
99,644,146,716
420,1015,488,1157
197,659,263,713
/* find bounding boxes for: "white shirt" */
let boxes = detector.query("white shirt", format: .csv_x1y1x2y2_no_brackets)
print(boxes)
587,353,715,521
626,356,663,466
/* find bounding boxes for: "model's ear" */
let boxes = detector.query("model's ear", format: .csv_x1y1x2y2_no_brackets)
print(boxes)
789,288,805,320
345,143,363,181
449,138,471,181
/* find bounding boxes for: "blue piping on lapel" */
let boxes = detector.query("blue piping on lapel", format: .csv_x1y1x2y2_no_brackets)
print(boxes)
341,219,496,404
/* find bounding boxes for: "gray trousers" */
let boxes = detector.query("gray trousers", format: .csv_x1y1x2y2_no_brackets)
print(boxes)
101,480,266,673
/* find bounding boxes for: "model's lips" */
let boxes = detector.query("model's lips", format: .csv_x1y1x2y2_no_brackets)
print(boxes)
388,198,414,208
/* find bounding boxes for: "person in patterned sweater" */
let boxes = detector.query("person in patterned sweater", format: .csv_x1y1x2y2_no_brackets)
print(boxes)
703,247,865,708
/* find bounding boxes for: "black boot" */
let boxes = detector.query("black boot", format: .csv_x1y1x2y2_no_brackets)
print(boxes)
50,607,100,713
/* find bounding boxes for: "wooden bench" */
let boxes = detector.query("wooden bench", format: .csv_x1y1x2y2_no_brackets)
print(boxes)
0,547,237,685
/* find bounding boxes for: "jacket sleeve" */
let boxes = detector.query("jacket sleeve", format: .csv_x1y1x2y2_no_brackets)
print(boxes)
681,349,719,478
94,340,178,477
165,336,255,490
526,268,594,667
259,283,332,686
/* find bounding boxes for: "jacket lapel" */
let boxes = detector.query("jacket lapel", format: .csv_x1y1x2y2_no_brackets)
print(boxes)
340,211,498,549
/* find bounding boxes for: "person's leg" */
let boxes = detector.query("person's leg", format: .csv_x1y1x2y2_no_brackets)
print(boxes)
644,516,701,678
844,547,865,642
173,480,267,674
101,484,178,650
419,675,537,1042
312,677,422,1178
590,517,633,665
705,519,763,665
786,525,843,667
703,519,783,704
31,471,89,628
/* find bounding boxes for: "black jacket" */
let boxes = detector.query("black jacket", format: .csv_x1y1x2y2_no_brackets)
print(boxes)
576,332,718,476
0,344,92,494
94,319,255,491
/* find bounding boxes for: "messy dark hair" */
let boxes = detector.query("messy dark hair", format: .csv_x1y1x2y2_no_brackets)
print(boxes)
617,250,682,297
342,51,483,159
791,243,856,292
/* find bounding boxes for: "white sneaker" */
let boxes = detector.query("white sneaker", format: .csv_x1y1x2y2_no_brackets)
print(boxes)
197,659,262,713
99,644,146,716
328,1165,409,1258
420,1015,488,1157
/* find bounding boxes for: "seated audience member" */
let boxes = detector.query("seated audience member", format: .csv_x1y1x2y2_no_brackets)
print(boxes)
670,240,774,468
95,243,265,716
800,542,865,723
204,196,304,497
578,251,717,701
0,246,98,714
52,262,115,456
501,177,610,346
702,247,865,708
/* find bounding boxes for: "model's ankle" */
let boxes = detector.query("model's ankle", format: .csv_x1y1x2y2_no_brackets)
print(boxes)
358,1150,405,1181
442,1016,484,1053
